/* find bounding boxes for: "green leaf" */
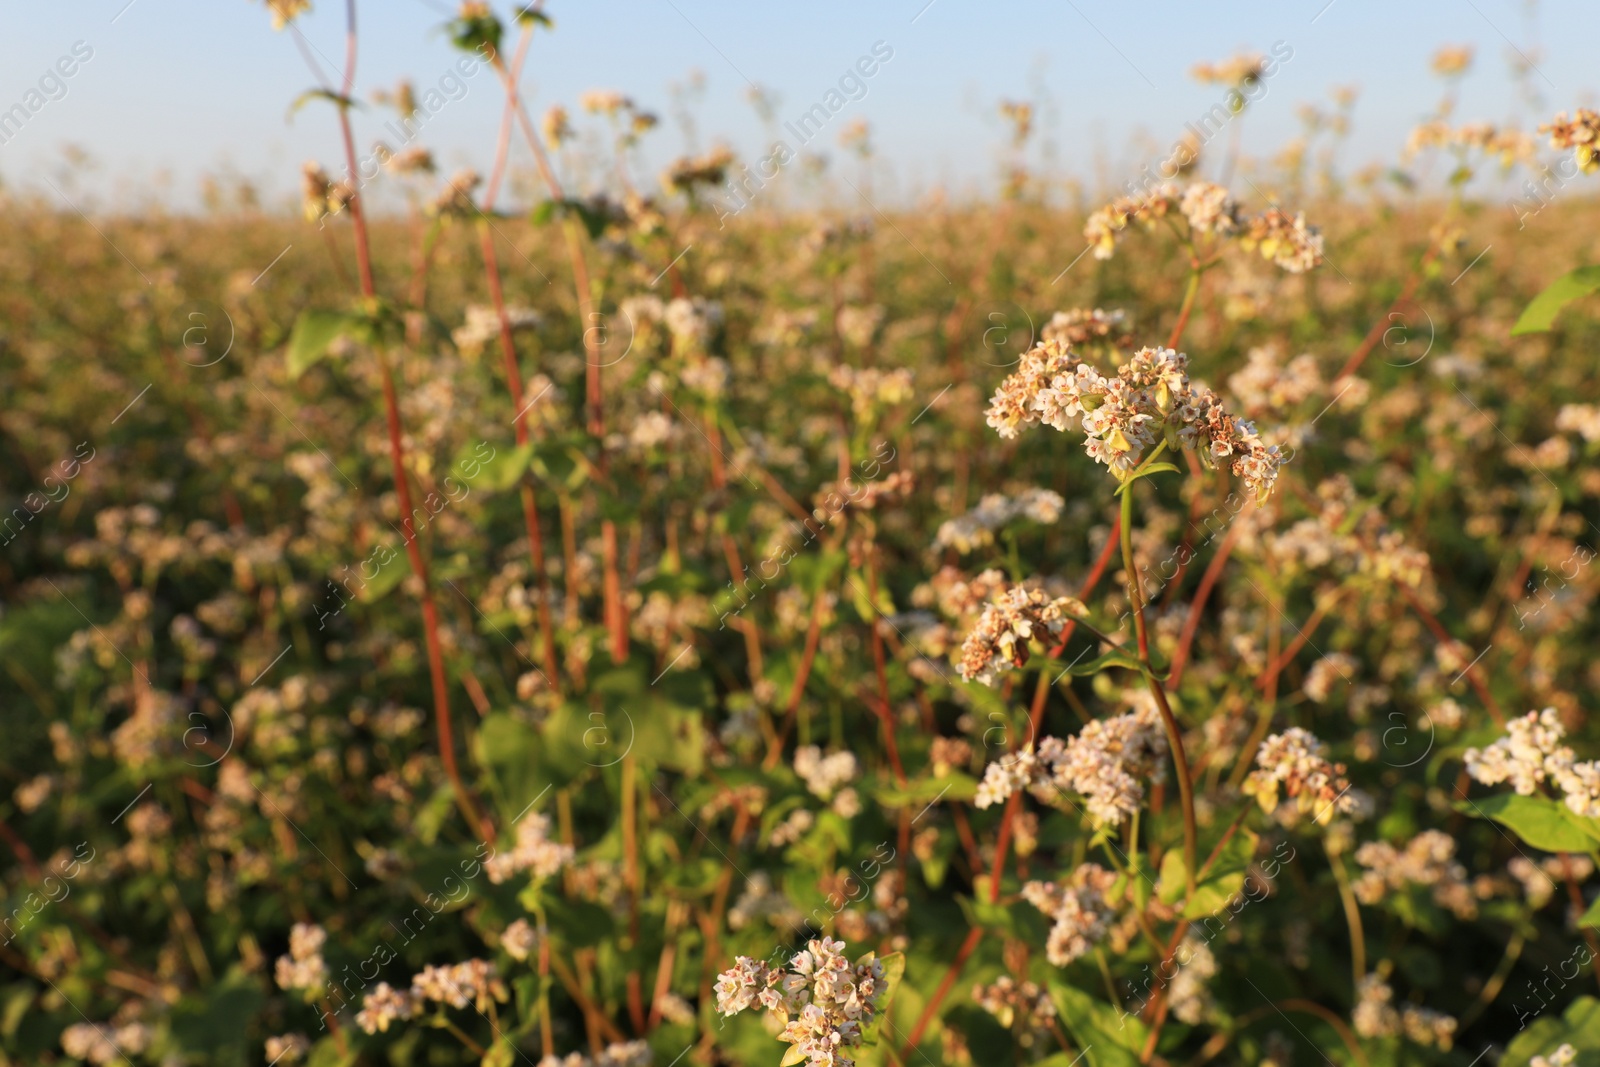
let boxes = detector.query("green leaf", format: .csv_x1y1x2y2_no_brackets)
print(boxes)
1117,462,1181,495
474,712,569,820
306,1035,359,1067
482,1041,517,1067
1058,647,1147,679
350,544,411,604
1511,265,1600,336
873,774,977,808
1157,829,1260,918
876,950,906,1009
1581,896,1600,930
1049,980,1147,1067
530,200,559,226
846,570,895,622
1457,793,1600,852
473,443,536,493
446,12,503,55
570,201,610,239
1503,996,1600,1067
169,968,266,1060
530,198,611,238
288,88,359,119
287,309,359,379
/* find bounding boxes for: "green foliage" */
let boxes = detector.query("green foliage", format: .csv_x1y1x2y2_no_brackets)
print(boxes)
1511,266,1600,335
1457,793,1600,853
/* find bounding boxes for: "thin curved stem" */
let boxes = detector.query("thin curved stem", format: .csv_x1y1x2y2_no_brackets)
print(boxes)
1165,268,1203,349
1325,839,1367,990
1122,484,1197,895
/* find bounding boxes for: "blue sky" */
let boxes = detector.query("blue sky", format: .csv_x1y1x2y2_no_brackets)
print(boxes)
0,0,1593,212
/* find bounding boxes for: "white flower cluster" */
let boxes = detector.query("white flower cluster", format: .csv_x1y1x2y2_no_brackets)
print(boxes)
274,922,328,992
1352,831,1478,919
934,489,1064,553
1040,307,1127,348
1179,181,1242,237
971,976,1056,1043
1302,652,1356,703
1085,181,1322,273
1168,934,1217,1024
501,917,542,961
794,745,858,800
1021,863,1120,966
485,811,576,884
768,808,816,847
61,1023,151,1065
827,365,915,419
352,962,510,1032
1556,404,1600,443
354,981,415,1033
974,703,1168,828
1352,973,1457,1049
411,959,506,1012
1531,1045,1580,1067
1226,346,1324,419
985,344,1284,498
264,1034,310,1063
665,296,724,345
452,303,542,356
925,566,1009,621
1465,708,1600,818
958,585,1085,686
1239,209,1325,273
1242,728,1365,826
1508,854,1595,909
728,872,804,931
538,1040,654,1067
714,937,888,1067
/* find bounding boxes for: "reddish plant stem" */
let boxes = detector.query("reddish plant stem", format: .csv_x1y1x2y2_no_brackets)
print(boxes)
477,30,562,689
1254,589,1342,690
866,553,906,785
1166,520,1243,690
379,368,490,846
321,0,487,849
1400,586,1504,726
491,32,628,658
900,926,983,1057
1165,267,1203,349
1332,249,1437,384
765,581,829,769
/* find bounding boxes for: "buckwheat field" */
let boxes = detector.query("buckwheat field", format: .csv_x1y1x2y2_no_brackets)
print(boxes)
7,4,1600,1067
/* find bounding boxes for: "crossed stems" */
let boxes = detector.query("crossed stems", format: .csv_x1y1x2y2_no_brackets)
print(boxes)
302,0,492,849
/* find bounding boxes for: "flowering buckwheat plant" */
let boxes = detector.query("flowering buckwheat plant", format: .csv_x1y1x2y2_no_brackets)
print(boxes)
715,938,891,1067
13,10,1600,1067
